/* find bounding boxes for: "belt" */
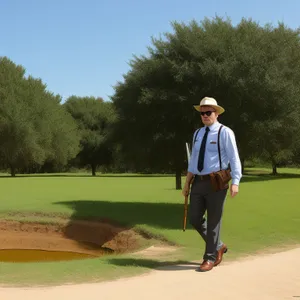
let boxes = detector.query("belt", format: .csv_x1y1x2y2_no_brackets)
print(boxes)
194,174,211,181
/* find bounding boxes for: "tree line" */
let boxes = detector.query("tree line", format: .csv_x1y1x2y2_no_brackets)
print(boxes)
1,17,300,188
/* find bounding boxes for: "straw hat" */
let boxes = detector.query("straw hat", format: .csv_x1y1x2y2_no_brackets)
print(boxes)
193,97,225,115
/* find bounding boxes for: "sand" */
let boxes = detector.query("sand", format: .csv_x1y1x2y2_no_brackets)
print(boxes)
0,246,299,300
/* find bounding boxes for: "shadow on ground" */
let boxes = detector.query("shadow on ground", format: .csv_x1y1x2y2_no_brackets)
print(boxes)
52,199,187,260
54,200,184,231
241,172,300,183
105,258,199,271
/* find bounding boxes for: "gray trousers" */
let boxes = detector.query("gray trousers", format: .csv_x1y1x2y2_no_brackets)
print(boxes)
189,176,227,262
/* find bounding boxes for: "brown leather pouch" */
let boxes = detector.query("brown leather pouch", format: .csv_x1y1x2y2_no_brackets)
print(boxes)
210,169,231,191
209,125,232,191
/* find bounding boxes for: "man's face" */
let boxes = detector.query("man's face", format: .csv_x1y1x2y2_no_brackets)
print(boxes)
200,106,218,126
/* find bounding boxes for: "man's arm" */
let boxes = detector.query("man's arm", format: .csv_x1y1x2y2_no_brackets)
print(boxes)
223,128,242,197
185,172,194,186
182,172,194,196
182,129,199,196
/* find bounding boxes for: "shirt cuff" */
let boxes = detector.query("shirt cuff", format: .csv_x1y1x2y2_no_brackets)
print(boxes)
231,178,240,185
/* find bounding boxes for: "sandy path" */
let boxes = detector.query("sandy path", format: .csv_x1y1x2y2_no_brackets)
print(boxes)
0,247,299,300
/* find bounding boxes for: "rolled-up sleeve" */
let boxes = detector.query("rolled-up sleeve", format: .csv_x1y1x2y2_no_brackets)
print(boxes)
223,128,242,185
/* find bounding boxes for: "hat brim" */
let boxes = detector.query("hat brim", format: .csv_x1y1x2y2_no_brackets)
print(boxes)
193,105,225,115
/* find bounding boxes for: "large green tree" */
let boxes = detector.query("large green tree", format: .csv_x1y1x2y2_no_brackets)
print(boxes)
0,57,80,176
226,21,300,174
112,17,300,188
112,56,195,188
64,96,117,176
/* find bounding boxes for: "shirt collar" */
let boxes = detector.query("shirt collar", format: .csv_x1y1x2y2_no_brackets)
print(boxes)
205,121,220,131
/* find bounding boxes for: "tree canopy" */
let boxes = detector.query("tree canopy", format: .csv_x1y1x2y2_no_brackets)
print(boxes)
0,57,80,176
64,96,117,175
1,17,300,181
112,17,300,187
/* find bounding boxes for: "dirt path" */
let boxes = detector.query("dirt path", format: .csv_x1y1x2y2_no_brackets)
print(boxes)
0,247,299,300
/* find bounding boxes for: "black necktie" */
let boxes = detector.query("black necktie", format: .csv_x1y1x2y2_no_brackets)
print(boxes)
198,127,210,172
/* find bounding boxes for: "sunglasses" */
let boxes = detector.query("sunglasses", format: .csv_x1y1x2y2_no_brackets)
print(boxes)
200,111,215,116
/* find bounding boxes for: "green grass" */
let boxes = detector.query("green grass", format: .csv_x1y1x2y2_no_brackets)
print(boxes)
0,167,299,286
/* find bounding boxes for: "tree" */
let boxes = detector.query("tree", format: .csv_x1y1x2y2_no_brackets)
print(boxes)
231,22,300,174
112,17,300,188
112,56,196,188
64,96,117,176
0,57,80,176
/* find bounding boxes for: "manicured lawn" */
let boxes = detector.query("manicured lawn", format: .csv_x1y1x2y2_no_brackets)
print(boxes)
0,168,299,286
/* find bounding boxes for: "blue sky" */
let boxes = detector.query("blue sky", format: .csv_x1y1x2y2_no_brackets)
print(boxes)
0,0,299,102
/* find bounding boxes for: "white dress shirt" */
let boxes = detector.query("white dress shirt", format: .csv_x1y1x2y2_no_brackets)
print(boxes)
188,121,242,185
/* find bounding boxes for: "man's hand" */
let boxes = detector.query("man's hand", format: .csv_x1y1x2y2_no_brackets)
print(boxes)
182,183,190,197
230,184,239,198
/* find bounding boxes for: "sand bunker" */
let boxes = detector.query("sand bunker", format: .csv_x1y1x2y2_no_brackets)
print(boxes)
0,218,143,261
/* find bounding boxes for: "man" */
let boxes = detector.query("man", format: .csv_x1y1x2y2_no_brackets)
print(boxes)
182,97,242,272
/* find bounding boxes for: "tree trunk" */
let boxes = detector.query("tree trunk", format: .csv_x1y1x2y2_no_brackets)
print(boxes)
175,169,182,190
271,159,277,175
10,165,16,177
91,164,97,176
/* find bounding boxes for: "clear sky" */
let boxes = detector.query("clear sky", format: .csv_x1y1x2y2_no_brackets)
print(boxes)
1,0,299,102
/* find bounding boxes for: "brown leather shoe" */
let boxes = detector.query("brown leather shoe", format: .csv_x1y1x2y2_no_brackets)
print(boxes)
214,244,228,267
199,260,214,272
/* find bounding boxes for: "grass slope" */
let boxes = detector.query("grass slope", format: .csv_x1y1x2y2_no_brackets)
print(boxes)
0,168,299,286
